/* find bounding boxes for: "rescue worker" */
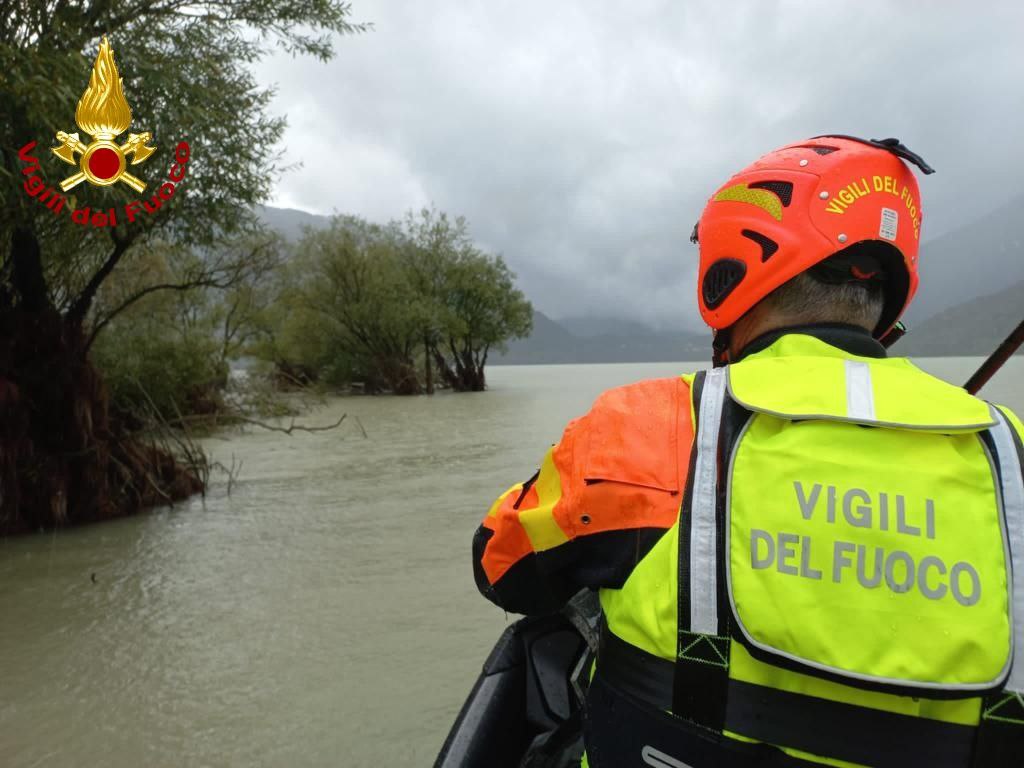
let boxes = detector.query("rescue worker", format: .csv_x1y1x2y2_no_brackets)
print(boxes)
472,136,1024,767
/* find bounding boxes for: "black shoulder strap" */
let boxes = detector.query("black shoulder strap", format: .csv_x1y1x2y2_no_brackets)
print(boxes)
673,368,752,732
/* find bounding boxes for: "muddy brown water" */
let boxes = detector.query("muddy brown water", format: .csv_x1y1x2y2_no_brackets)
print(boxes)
1,359,1022,767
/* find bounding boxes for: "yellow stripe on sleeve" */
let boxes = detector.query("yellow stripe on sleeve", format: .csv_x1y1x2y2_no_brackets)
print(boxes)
486,484,522,519
519,447,570,552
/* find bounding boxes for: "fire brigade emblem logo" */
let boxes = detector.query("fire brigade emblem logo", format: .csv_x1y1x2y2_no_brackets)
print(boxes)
51,37,156,193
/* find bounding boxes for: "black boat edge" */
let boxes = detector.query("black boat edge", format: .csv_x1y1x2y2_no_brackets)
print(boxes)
435,590,600,768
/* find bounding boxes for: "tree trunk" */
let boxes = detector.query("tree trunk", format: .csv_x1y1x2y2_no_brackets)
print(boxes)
379,357,422,396
0,232,202,535
456,346,486,391
432,348,459,390
431,342,489,392
424,334,434,395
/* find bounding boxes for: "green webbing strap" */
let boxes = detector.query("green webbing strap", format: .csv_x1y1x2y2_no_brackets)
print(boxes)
972,692,1024,765
674,631,730,733
983,693,1024,725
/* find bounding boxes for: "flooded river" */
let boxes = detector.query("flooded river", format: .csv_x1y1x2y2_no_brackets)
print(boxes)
1,358,1022,767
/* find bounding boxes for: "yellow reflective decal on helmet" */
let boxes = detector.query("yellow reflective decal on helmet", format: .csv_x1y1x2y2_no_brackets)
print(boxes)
714,183,783,221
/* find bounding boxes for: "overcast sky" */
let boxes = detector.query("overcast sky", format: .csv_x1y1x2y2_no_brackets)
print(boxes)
255,0,1024,331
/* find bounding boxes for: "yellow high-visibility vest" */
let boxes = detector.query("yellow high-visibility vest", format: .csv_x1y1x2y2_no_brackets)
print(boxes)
591,334,1024,768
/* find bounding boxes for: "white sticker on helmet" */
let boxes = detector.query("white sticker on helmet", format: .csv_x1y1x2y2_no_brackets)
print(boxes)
880,208,898,241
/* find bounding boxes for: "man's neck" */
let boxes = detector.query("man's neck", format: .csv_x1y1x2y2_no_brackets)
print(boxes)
731,323,886,363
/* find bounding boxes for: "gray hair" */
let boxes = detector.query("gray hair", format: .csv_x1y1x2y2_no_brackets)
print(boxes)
758,270,885,331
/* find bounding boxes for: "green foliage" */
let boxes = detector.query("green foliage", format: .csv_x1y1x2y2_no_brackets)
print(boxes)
92,316,227,424
260,217,426,393
1,4,528,411
0,2,366,527
261,210,533,393
90,235,284,423
1,0,366,322
403,208,533,390
89,243,223,421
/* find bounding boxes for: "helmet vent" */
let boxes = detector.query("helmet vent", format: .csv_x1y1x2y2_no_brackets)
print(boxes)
741,229,779,262
749,180,793,207
798,145,839,155
702,258,747,310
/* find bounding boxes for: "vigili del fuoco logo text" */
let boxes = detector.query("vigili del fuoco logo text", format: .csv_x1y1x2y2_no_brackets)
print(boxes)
16,37,191,228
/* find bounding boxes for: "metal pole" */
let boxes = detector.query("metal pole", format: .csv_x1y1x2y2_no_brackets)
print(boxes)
964,318,1024,395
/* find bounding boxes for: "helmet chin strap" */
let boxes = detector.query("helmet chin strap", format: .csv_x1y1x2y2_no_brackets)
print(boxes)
712,328,732,368
878,321,907,349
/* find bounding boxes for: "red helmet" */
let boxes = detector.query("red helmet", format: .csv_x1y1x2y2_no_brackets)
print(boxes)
694,135,933,340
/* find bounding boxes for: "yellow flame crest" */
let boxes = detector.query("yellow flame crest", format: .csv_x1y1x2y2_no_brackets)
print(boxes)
75,37,132,140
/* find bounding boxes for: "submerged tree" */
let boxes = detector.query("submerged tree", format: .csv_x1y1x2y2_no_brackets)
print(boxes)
0,2,366,532
269,210,532,394
432,250,532,392
403,208,532,392
279,217,430,394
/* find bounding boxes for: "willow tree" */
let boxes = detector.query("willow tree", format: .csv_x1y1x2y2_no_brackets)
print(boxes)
430,251,532,392
285,216,431,395
267,211,531,395
402,208,532,392
0,1,366,532
401,207,471,394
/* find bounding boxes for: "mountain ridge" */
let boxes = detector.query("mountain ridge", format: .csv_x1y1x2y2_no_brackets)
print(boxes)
495,310,710,364
899,279,1024,358
905,192,1024,325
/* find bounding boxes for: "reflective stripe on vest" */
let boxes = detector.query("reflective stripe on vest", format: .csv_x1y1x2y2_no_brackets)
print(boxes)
990,409,1024,694
844,359,875,421
688,367,727,635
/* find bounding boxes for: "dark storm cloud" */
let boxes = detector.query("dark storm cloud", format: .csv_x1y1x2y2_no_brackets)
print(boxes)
255,0,1024,330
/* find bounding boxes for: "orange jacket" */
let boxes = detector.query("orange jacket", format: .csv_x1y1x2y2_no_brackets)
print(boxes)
472,376,695,614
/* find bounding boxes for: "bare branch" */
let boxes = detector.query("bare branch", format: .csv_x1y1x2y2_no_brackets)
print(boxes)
87,278,218,349
234,413,350,435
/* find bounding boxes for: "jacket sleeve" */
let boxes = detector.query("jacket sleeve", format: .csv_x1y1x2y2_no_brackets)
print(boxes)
472,376,695,615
